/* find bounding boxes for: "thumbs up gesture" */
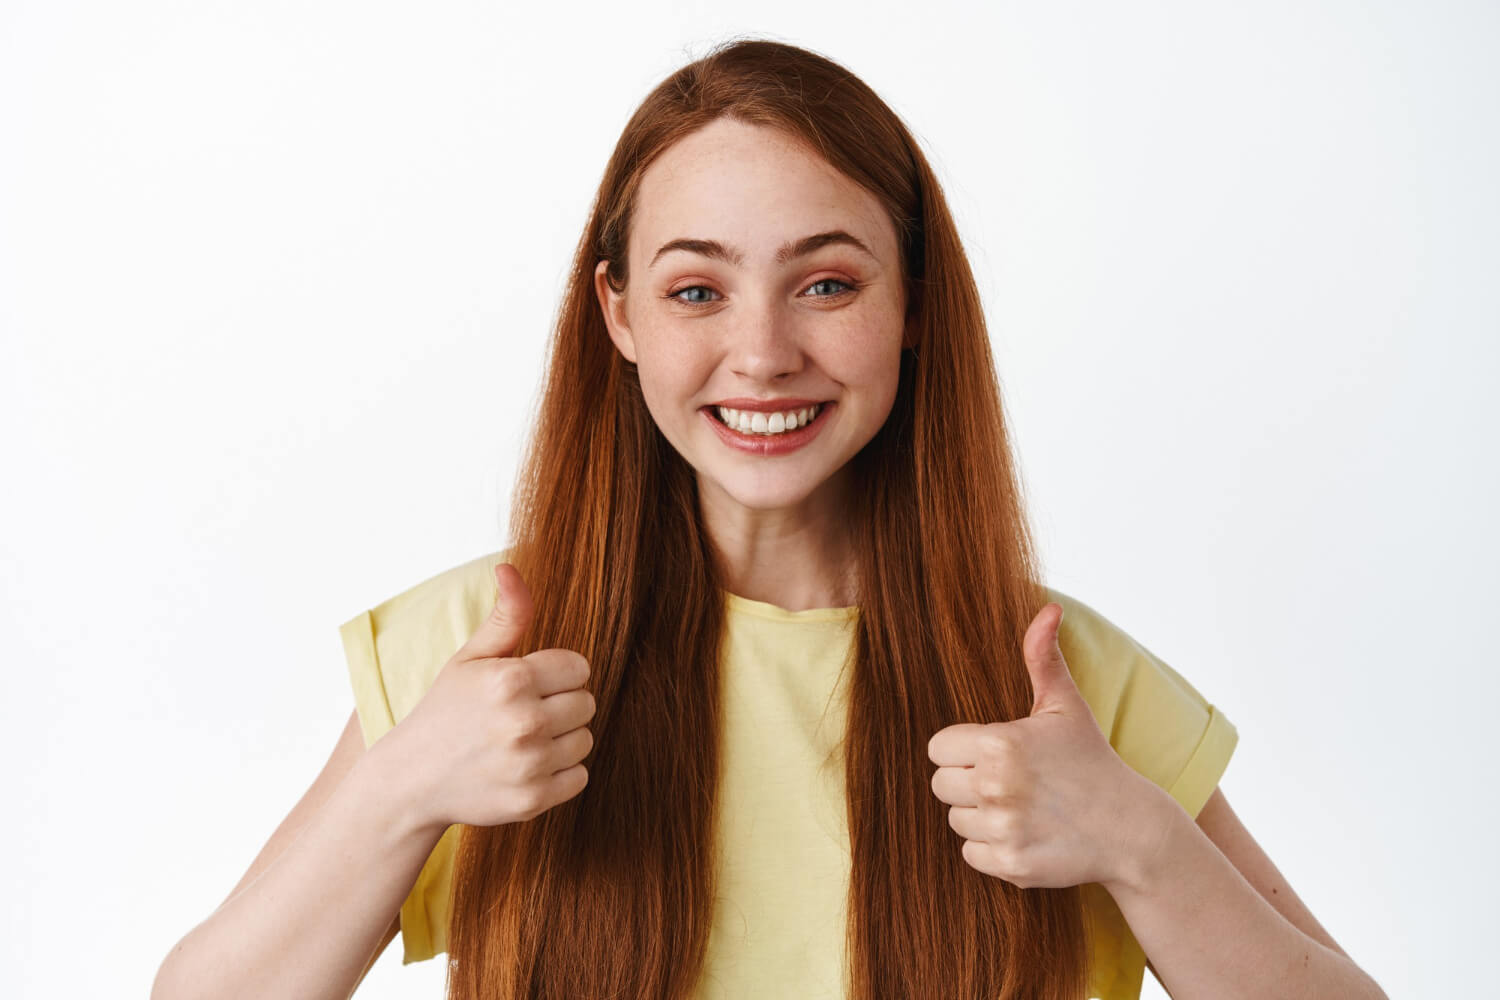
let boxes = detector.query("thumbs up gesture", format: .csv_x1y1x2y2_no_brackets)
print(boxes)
926,603,1167,891
391,562,596,833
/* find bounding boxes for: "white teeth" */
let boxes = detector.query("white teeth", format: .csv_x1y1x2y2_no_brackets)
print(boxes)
713,403,821,436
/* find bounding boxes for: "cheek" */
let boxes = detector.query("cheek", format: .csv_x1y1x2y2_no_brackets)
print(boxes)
632,330,711,418
828,311,904,399
859,353,903,429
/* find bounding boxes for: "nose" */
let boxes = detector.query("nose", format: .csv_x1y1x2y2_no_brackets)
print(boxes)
726,303,805,382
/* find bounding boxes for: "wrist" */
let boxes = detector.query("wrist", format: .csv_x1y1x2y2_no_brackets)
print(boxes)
1102,773,1188,897
353,729,449,843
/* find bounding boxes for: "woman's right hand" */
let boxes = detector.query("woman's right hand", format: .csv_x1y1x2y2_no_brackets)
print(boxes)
388,562,595,831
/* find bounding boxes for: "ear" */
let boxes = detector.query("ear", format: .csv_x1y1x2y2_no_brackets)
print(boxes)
594,259,638,364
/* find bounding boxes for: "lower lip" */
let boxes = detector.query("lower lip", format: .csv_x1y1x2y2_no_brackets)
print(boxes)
701,403,834,456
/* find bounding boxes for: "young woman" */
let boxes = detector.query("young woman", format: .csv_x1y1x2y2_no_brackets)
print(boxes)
153,38,1387,1000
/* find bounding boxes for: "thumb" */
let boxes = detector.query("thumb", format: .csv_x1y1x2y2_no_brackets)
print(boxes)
461,562,535,661
1024,602,1080,716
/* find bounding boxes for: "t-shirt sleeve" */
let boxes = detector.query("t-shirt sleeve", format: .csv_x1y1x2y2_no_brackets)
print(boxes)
1046,587,1239,1000
336,548,509,964
1046,586,1238,820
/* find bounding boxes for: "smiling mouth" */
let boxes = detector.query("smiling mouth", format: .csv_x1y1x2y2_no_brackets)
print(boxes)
707,402,825,436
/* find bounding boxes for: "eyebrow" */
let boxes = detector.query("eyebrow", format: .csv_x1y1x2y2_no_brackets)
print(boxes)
648,230,878,270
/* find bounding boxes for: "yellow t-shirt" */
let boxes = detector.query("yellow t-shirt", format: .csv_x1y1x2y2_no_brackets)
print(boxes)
339,550,1238,999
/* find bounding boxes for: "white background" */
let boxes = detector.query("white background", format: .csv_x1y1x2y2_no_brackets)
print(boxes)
3,2,1494,997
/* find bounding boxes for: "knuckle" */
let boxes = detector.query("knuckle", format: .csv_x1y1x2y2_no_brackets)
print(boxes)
511,786,548,819
994,844,1022,876
990,811,1022,844
494,661,535,700
502,744,547,781
506,706,550,742
979,727,1014,760
975,773,1007,804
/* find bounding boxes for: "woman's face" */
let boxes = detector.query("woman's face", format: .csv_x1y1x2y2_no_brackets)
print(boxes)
594,117,910,517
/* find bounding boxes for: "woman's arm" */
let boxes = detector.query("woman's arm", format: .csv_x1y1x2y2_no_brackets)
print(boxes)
930,604,1387,998
1107,785,1388,1000
151,710,447,1000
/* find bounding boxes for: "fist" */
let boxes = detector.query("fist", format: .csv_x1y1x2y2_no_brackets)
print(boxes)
927,601,1148,890
394,562,596,830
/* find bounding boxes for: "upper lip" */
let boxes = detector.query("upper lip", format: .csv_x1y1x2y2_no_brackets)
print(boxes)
705,397,828,412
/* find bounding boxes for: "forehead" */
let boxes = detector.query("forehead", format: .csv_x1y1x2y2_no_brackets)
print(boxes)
629,118,898,267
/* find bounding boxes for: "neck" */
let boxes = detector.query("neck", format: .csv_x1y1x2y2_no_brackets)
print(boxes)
696,468,859,612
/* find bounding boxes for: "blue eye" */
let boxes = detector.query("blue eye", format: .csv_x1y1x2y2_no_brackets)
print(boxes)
805,278,854,298
670,285,721,305
666,278,856,308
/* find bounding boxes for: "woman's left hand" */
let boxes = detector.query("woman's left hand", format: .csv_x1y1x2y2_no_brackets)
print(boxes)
927,602,1170,891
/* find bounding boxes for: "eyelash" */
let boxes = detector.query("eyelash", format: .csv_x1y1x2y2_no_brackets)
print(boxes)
665,278,858,308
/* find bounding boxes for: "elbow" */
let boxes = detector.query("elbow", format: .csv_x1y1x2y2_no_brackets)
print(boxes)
150,937,197,1000
150,954,179,1000
1344,958,1389,1000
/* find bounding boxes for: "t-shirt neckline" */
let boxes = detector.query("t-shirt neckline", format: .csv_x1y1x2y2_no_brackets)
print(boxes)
722,590,860,624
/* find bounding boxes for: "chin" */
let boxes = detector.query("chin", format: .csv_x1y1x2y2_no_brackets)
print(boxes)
700,467,826,512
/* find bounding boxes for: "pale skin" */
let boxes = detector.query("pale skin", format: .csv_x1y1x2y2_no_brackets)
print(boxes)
597,117,1389,997
152,566,594,1000
929,602,1389,998
158,117,1386,998
594,116,913,611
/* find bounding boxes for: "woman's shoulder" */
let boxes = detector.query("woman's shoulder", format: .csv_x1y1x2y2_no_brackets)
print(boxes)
1040,585,1144,716
1042,584,1204,714
1041,584,1239,821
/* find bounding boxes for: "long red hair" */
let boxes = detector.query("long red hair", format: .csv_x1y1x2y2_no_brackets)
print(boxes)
446,36,1090,999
